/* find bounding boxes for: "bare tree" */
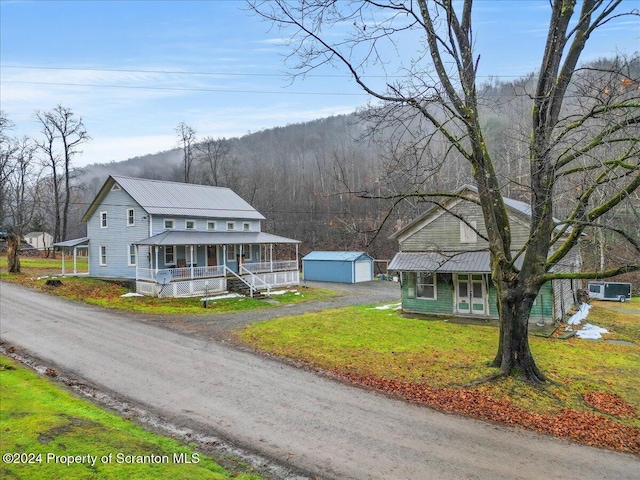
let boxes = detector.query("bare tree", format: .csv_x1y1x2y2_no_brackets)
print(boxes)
249,0,640,383
4,137,41,273
195,136,233,186
35,105,89,243
0,111,18,227
175,122,197,183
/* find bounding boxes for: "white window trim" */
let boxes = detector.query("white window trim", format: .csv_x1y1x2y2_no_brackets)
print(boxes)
185,219,196,230
127,244,136,266
164,219,175,230
226,245,236,261
99,245,107,266
207,220,216,231
227,221,236,231
460,220,478,244
164,245,176,266
243,222,251,231
100,211,108,228
127,208,135,226
416,272,437,300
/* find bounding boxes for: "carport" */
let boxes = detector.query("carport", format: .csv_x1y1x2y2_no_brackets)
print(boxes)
302,251,374,283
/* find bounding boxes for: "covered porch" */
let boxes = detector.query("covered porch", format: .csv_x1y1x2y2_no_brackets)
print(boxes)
52,237,90,276
133,230,300,298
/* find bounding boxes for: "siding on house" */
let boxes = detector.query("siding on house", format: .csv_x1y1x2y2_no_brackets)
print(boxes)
400,271,554,321
399,200,532,252
86,187,150,278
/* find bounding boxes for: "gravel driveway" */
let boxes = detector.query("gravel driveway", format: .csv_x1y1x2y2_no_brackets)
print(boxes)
137,280,401,342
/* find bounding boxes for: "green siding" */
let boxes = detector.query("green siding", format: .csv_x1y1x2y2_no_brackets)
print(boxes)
401,273,554,323
401,273,454,315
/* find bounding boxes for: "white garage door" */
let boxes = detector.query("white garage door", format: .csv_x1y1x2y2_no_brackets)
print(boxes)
355,260,371,283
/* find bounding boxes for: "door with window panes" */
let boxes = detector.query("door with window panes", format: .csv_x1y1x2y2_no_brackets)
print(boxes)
455,274,486,315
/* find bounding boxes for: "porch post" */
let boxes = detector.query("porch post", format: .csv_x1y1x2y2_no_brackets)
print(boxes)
270,244,273,272
295,244,299,272
73,246,77,274
190,245,194,278
154,246,159,274
223,245,227,272
135,245,139,281
61,248,66,276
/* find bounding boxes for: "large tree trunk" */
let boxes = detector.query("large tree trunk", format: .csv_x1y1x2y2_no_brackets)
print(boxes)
491,284,546,384
7,232,21,273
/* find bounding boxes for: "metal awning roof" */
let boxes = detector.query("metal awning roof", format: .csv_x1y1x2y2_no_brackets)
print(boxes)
53,237,89,248
134,230,300,246
389,251,525,273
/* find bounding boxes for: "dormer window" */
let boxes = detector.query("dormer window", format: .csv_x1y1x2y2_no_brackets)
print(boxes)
207,221,216,231
164,219,175,229
243,222,251,231
227,221,235,231
185,220,195,230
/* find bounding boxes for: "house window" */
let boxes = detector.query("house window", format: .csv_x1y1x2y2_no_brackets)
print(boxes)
185,220,195,230
99,246,107,266
226,245,236,261
243,222,251,231
100,211,108,228
460,220,478,244
207,221,216,231
417,272,437,300
128,244,136,266
227,221,235,231
164,246,175,265
164,219,175,229
127,208,135,226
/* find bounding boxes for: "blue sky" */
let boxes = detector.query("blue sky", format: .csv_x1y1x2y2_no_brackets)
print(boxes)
1,0,638,167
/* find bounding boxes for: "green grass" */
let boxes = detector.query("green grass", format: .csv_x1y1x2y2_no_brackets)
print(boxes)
238,304,640,426
0,356,260,480
0,256,336,315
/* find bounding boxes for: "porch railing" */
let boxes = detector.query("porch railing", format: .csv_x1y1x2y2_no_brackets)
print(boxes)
241,260,298,274
138,262,297,282
137,265,225,282
240,265,271,295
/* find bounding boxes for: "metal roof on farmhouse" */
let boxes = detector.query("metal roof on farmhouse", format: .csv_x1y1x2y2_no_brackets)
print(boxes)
302,251,372,261
388,251,524,273
82,175,265,222
133,230,300,246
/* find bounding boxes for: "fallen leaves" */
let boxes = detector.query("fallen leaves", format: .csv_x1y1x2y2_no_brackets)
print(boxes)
333,372,640,454
583,392,638,418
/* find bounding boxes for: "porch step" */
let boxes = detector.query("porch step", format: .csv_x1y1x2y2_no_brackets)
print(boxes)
227,277,268,300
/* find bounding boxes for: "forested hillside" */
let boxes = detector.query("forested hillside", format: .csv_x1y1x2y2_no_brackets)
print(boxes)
3,58,639,274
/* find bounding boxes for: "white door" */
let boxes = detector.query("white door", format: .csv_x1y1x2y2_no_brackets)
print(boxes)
355,261,371,282
456,274,486,315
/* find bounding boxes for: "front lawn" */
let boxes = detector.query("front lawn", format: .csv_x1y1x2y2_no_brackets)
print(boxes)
238,304,640,453
0,356,260,480
0,256,336,315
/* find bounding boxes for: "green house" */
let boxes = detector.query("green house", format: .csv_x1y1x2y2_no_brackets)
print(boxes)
388,186,581,325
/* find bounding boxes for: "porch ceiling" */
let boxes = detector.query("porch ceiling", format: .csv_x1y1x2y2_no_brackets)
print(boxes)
389,251,523,273
134,230,301,246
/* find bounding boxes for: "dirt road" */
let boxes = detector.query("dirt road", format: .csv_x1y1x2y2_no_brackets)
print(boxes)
1,282,638,479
